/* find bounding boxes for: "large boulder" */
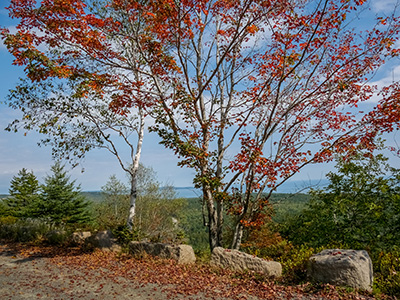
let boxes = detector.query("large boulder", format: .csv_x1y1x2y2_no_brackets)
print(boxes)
210,247,282,278
129,242,196,264
308,249,373,291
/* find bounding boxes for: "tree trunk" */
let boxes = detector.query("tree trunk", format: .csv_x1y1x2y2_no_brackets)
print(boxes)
231,222,244,250
127,173,137,230
126,107,145,230
216,198,223,248
204,185,222,251
208,209,220,250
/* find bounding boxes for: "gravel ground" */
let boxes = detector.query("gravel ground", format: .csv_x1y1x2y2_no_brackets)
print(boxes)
0,244,201,300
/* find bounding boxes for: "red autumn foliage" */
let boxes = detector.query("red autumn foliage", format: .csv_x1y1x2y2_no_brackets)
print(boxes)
2,0,400,249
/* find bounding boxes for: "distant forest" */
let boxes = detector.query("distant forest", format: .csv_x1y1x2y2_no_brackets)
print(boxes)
76,191,312,222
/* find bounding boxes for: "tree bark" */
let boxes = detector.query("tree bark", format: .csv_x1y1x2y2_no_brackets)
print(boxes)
127,107,145,230
127,173,137,230
231,222,244,250
203,185,222,250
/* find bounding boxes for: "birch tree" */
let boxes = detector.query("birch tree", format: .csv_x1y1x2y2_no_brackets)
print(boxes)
3,0,400,249
6,78,145,229
2,0,149,229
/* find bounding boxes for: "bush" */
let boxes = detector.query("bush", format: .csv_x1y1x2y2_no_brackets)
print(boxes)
372,250,400,297
112,225,140,246
0,217,51,243
244,237,318,283
94,167,187,244
0,216,76,245
281,154,400,253
45,229,71,245
275,153,400,296
241,219,317,283
277,244,323,284
0,215,18,225
93,175,130,230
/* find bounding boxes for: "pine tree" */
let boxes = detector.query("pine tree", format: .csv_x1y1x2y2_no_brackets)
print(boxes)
35,162,91,225
5,168,40,218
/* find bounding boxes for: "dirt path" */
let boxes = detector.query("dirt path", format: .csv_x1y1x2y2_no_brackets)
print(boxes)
0,245,197,300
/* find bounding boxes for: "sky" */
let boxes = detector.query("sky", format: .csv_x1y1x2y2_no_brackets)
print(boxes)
0,0,399,194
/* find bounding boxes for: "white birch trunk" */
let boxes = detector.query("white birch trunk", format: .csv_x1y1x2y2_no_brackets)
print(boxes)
127,107,145,230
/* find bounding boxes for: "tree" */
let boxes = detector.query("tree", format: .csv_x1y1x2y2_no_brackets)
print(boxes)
282,153,400,252
368,81,400,157
3,168,40,218
135,164,186,243
96,175,130,229
5,78,145,230
3,0,147,230
34,161,91,225
3,0,400,250
123,0,400,250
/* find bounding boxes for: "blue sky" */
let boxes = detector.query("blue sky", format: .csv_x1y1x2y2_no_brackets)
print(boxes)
0,0,399,194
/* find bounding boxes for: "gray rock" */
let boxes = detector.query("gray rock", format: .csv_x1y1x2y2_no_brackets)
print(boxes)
308,249,373,291
129,242,196,264
86,230,121,252
71,231,92,244
210,247,282,278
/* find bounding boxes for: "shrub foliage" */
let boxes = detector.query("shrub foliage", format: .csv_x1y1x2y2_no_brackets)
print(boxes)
282,154,400,252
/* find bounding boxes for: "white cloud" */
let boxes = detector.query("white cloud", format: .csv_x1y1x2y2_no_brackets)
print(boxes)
371,0,399,14
366,63,400,103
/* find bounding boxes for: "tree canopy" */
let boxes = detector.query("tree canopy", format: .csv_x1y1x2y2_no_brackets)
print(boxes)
3,0,400,249
283,153,400,252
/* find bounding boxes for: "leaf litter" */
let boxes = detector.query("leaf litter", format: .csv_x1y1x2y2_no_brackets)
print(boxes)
0,242,389,300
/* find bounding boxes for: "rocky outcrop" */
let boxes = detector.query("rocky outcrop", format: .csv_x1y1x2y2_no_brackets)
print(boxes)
308,249,373,291
210,247,282,278
129,242,196,264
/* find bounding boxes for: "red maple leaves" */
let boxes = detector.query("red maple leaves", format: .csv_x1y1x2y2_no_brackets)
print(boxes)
2,0,400,248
